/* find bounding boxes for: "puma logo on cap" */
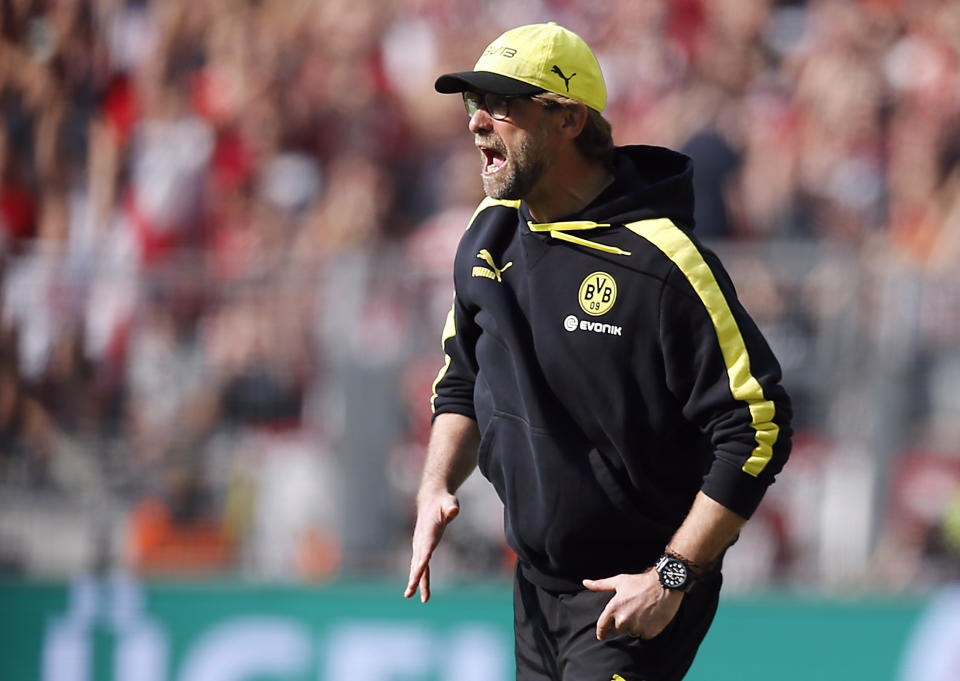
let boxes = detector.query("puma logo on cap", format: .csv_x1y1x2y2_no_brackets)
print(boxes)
551,65,577,92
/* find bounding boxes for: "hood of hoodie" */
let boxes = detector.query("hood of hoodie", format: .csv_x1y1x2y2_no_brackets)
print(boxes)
521,144,696,231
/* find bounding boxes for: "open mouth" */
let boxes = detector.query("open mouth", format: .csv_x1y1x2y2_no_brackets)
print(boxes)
480,146,507,176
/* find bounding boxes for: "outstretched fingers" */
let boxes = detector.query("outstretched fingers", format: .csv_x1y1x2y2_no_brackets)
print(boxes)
405,531,436,601
405,556,427,600
404,494,460,602
405,535,438,602
418,563,431,602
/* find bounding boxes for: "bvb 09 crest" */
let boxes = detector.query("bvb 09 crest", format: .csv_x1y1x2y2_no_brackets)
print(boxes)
578,272,617,316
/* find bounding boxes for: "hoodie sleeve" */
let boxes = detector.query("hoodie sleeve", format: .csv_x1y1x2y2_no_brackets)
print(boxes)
430,292,479,421
655,229,792,519
430,198,520,421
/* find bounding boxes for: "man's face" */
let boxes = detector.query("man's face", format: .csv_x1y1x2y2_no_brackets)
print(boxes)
468,95,557,201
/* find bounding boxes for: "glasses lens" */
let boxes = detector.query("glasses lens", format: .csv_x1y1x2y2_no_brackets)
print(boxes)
485,94,510,120
463,92,481,117
462,92,512,120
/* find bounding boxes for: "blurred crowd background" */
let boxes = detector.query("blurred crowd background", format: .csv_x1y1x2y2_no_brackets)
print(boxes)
0,0,959,592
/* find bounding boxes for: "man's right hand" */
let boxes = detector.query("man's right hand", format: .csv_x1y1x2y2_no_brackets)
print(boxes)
404,490,460,602
404,412,480,603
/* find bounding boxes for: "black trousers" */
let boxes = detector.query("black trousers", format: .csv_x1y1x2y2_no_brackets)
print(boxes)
513,562,721,681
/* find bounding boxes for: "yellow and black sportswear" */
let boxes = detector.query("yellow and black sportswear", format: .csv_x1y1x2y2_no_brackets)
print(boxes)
432,145,792,590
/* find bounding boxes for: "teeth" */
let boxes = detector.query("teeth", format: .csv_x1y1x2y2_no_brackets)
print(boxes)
482,148,505,175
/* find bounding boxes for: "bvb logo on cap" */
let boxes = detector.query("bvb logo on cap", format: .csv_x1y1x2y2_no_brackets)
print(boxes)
435,22,608,113
473,23,606,112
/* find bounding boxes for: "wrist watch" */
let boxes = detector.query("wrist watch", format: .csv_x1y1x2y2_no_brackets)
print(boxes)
655,554,698,592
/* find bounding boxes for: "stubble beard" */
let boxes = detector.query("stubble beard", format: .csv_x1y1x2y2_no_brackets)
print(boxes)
480,123,553,201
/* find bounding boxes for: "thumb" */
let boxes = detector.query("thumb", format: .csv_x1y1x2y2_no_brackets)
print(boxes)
442,499,460,522
582,577,617,592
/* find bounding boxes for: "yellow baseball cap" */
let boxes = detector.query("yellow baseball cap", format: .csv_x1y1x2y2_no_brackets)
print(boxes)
435,22,607,113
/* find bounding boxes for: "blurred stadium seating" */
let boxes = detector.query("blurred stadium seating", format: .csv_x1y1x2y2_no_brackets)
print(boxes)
0,0,958,596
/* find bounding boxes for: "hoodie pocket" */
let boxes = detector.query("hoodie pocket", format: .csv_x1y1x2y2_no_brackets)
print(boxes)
478,410,633,575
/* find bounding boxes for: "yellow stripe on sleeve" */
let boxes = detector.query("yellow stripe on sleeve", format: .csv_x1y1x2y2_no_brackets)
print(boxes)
626,218,779,477
466,197,520,230
431,199,516,410
430,301,458,413
431,198,516,411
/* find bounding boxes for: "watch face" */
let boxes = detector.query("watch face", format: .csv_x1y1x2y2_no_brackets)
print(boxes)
658,557,688,589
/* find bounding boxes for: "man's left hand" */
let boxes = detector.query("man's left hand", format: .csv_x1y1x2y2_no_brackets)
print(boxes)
582,570,683,640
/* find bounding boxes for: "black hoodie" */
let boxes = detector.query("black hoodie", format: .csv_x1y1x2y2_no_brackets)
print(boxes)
431,145,792,590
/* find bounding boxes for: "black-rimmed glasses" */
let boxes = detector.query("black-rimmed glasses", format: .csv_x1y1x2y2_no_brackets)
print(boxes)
462,91,518,120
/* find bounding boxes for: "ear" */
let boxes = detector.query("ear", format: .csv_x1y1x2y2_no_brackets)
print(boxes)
557,103,589,141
